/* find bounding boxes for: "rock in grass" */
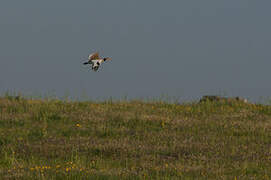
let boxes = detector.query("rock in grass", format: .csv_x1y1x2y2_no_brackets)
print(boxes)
199,95,248,103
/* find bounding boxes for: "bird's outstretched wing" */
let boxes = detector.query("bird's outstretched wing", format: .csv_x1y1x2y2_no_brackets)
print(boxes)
88,52,99,60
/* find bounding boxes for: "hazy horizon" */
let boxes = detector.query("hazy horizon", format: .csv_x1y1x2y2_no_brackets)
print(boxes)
1,1,271,103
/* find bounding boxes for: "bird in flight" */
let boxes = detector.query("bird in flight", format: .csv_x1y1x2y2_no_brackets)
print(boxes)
83,52,111,71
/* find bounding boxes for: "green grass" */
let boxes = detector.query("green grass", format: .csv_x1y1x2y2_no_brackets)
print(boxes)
0,96,271,179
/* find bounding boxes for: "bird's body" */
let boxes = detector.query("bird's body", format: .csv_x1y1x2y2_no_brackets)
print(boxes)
83,52,111,71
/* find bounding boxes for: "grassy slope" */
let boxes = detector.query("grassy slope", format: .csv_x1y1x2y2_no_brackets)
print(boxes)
0,97,271,179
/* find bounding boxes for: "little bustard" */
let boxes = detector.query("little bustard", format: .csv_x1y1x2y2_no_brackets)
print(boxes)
83,52,111,71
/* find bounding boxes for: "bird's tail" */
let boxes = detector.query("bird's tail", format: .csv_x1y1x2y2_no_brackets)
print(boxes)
83,62,89,65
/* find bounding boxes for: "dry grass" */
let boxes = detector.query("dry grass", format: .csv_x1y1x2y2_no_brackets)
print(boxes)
0,96,271,179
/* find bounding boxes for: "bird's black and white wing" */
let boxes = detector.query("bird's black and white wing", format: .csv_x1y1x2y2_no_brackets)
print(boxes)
88,52,99,60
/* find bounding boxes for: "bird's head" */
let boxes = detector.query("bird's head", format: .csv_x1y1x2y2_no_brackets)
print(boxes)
103,57,111,61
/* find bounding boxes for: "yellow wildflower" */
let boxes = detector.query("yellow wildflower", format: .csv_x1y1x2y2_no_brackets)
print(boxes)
161,121,165,128
76,124,81,127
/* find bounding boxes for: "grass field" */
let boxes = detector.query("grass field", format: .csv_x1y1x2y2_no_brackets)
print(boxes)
0,96,271,179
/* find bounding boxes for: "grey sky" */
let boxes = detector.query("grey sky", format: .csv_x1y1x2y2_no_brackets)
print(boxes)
0,1,270,102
